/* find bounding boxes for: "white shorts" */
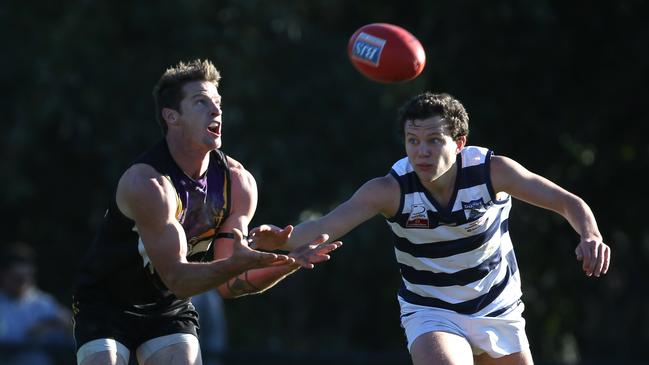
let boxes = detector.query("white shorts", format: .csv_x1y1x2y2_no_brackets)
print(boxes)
76,333,199,365
399,297,529,358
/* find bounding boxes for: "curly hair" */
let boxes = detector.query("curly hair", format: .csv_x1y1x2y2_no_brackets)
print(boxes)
397,92,469,140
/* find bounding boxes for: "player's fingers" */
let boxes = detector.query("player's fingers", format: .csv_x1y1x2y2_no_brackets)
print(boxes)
593,244,607,277
310,234,330,245
283,225,294,236
587,244,600,276
575,245,583,261
263,254,295,266
600,244,611,275
315,242,342,254
580,248,592,276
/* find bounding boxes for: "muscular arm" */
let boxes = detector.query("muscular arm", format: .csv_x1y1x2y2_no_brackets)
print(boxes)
116,163,291,299
490,155,610,276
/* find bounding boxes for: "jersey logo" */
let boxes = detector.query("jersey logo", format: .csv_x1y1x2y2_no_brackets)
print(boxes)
406,204,429,228
461,198,488,220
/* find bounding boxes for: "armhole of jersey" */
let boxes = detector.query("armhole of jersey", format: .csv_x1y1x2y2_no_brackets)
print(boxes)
485,150,508,204
387,169,404,221
217,150,232,219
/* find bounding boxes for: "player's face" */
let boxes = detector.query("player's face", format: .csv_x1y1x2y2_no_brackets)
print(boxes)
404,116,464,183
177,81,223,150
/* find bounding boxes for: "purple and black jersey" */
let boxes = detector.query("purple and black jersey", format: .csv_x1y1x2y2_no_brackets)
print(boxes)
73,139,230,316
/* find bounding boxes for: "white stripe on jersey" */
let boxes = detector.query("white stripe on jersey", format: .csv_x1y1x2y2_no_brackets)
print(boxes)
394,228,501,273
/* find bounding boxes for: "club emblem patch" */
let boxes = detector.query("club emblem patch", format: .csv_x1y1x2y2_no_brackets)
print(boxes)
406,203,429,228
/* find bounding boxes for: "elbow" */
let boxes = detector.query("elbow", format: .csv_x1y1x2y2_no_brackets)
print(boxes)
168,283,194,299
162,273,195,299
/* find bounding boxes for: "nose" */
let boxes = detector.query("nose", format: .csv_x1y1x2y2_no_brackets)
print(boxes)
417,142,431,157
210,100,222,117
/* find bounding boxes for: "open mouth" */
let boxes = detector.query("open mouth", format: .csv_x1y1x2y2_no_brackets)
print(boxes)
207,123,220,135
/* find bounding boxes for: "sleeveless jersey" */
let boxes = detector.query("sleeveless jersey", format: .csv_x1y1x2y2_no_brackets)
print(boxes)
387,146,522,317
74,139,230,316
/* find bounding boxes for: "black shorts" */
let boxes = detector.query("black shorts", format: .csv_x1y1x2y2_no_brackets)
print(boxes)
72,296,199,351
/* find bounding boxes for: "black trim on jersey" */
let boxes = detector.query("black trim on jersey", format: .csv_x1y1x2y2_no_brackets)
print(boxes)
484,150,497,201
213,149,232,219
460,164,488,189
398,243,503,286
388,170,405,221
393,214,508,258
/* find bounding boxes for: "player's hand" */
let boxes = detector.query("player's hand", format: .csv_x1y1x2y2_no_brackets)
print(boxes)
289,234,342,269
575,236,611,277
230,228,295,270
249,224,293,250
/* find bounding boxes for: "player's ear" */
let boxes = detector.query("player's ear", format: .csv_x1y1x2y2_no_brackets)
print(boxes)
455,135,467,153
162,108,180,126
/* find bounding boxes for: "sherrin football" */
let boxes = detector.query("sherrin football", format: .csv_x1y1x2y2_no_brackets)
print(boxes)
347,23,426,83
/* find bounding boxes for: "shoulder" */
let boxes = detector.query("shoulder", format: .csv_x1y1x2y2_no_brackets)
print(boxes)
354,174,401,216
116,163,176,219
363,174,400,194
224,155,256,191
489,154,530,192
460,145,491,165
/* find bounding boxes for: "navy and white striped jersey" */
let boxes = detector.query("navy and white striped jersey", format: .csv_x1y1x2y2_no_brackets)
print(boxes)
387,146,522,317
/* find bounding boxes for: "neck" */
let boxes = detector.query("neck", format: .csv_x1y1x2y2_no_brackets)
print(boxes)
166,135,212,179
420,164,457,201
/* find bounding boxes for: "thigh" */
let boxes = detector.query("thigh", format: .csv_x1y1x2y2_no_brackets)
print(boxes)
138,333,202,365
78,350,128,365
410,331,474,365
474,348,534,365
77,338,130,365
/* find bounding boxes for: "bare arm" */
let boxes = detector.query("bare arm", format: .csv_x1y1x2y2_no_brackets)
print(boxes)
281,174,400,250
490,155,611,277
116,163,293,299
214,158,340,299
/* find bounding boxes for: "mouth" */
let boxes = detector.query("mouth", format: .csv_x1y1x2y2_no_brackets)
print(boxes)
415,164,433,171
207,122,221,136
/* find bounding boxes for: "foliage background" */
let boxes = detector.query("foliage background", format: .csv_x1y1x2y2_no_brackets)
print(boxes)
2,0,647,364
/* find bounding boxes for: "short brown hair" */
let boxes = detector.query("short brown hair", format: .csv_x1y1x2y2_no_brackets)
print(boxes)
397,92,469,140
152,59,221,134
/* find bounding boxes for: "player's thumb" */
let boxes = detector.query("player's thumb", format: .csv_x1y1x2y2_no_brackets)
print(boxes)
575,245,583,261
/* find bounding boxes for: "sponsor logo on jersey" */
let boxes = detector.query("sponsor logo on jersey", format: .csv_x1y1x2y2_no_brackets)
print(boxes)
462,198,489,220
406,203,429,228
351,32,386,66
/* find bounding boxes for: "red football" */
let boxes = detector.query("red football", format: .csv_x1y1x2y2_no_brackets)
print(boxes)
347,23,426,83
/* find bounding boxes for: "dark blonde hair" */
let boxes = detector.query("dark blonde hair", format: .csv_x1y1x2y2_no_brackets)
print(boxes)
152,59,221,134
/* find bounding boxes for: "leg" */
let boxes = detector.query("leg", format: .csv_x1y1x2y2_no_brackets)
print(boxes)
77,339,130,365
137,333,202,365
474,348,534,365
410,331,474,365
78,352,128,365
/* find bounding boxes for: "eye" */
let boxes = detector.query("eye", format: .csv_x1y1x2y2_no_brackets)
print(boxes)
407,138,418,145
